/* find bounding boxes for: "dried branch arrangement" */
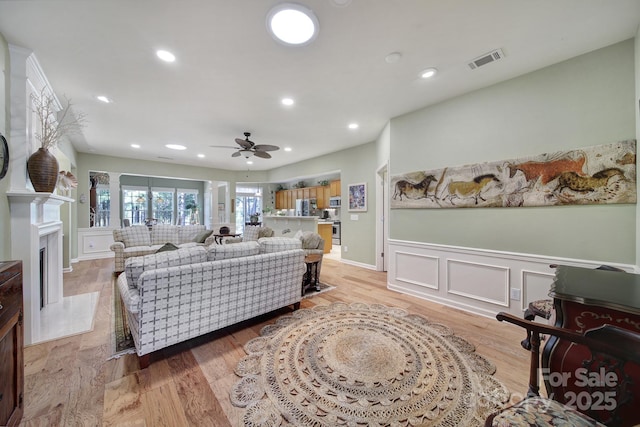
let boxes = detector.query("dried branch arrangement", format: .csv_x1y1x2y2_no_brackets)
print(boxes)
34,87,86,150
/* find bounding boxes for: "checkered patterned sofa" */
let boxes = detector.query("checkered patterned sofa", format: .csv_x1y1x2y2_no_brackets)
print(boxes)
110,224,211,273
117,237,305,367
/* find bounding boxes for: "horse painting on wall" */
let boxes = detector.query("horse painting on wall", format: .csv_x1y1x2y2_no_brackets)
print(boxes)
390,140,636,209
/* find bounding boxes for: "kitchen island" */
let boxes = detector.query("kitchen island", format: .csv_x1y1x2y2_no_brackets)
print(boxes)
263,216,332,253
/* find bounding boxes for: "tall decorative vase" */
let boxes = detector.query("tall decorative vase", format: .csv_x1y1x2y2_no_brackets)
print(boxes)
26,147,59,193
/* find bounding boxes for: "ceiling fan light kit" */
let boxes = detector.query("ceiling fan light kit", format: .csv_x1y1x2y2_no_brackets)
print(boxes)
219,132,280,160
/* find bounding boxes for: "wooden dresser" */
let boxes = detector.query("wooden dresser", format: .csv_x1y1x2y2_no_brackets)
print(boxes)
0,260,23,427
543,265,640,426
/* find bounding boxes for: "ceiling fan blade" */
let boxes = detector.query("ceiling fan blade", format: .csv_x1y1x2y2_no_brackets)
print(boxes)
231,151,242,157
253,144,280,152
209,145,237,149
235,138,252,149
254,151,271,159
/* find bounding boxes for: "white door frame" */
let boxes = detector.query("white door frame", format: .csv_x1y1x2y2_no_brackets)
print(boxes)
375,162,389,271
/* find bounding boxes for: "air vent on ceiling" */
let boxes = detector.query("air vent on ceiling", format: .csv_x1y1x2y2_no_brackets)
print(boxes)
468,48,505,70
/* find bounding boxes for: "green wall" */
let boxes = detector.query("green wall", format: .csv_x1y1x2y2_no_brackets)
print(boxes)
76,153,237,229
0,33,9,262
268,142,378,266
389,39,637,263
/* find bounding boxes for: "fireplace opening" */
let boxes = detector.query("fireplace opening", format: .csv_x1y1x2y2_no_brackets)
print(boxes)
39,247,46,309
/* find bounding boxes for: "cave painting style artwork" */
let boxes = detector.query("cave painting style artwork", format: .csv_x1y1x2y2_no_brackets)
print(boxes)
390,140,636,209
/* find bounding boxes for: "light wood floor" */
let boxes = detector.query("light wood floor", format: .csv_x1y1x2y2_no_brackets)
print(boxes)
20,257,531,426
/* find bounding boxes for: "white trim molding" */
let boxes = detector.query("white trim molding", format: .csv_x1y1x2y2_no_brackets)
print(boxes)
77,227,116,260
388,239,633,319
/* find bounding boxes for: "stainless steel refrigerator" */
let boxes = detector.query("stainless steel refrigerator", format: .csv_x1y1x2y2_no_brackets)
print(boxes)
295,199,309,216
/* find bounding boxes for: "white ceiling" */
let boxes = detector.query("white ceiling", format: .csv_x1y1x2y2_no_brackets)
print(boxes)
1,0,639,171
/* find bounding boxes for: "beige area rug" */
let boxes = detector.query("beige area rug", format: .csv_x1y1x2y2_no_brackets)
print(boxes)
109,279,136,359
230,302,510,427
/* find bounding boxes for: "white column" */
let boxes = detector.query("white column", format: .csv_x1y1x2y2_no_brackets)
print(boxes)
7,45,31,192
108,172,121,227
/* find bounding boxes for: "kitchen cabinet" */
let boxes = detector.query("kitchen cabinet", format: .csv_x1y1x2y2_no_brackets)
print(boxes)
330,180,341,197
316,186,327,209
276,182,338,210
286,191,293,209
317,223,333,254
276,191,285,209
0,260,23,427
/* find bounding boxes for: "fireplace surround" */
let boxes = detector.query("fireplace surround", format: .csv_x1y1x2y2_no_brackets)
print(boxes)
7,191,70,344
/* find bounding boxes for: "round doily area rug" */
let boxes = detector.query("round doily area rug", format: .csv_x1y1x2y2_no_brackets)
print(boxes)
230,303,509,427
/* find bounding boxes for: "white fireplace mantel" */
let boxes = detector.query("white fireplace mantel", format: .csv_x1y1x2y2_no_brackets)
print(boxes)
8,191,74,345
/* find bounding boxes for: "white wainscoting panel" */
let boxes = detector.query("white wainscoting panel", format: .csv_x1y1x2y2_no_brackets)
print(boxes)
395,251,439,290
521,270,555,311
78,228,115,260
447,259,509,307
387,239,633,319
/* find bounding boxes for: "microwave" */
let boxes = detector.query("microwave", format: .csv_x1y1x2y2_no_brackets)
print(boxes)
329,197,341,207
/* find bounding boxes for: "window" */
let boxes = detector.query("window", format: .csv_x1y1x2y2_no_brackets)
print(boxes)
122,187,148,226
152,188,174,224
177,190,199,225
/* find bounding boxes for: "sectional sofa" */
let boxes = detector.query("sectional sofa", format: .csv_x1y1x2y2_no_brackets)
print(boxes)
116,237,306,367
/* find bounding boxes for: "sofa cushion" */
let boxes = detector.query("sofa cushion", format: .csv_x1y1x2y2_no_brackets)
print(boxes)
178,225,206,243
115,225,151,247
243,225,261,242
299,231,321,249
192,229,214,243
258,237,301,253
125,246,208,287
150,224,179,245
207,241,260,261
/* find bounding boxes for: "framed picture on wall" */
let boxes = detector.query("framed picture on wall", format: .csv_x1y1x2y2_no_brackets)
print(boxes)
348,182,367,212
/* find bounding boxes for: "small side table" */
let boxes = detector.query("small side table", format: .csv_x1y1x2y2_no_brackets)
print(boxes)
302,254,322,295
213,233,241,244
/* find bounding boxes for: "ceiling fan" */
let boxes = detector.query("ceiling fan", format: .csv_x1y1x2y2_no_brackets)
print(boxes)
210,132,280,159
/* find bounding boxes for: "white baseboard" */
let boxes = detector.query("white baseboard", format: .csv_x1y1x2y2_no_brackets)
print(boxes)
340,258,376,270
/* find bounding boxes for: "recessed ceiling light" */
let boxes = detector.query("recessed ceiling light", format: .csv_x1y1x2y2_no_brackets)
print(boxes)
330,0,352,7
197,154,205,158
348,123,359,129
165,144,186,150
246,160,254,165
282,97,294,106
420,68,438,79
96,95,112,103
156,50,176,62
131,144,140,149
385,52,402,64
267,3,319,46
284,147,292,152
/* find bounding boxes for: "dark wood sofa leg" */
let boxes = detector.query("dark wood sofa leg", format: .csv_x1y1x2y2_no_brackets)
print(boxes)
138,354,151,369
293,302,301,310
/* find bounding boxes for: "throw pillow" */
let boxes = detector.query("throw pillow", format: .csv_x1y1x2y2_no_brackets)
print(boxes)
293,229,304,240
300,231,321,249
192,229,214,243
258,226,274,238
156,242,179,253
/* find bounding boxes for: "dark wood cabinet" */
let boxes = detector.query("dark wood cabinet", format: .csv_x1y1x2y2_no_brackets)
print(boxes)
0,260,23,427
543,266,640,426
